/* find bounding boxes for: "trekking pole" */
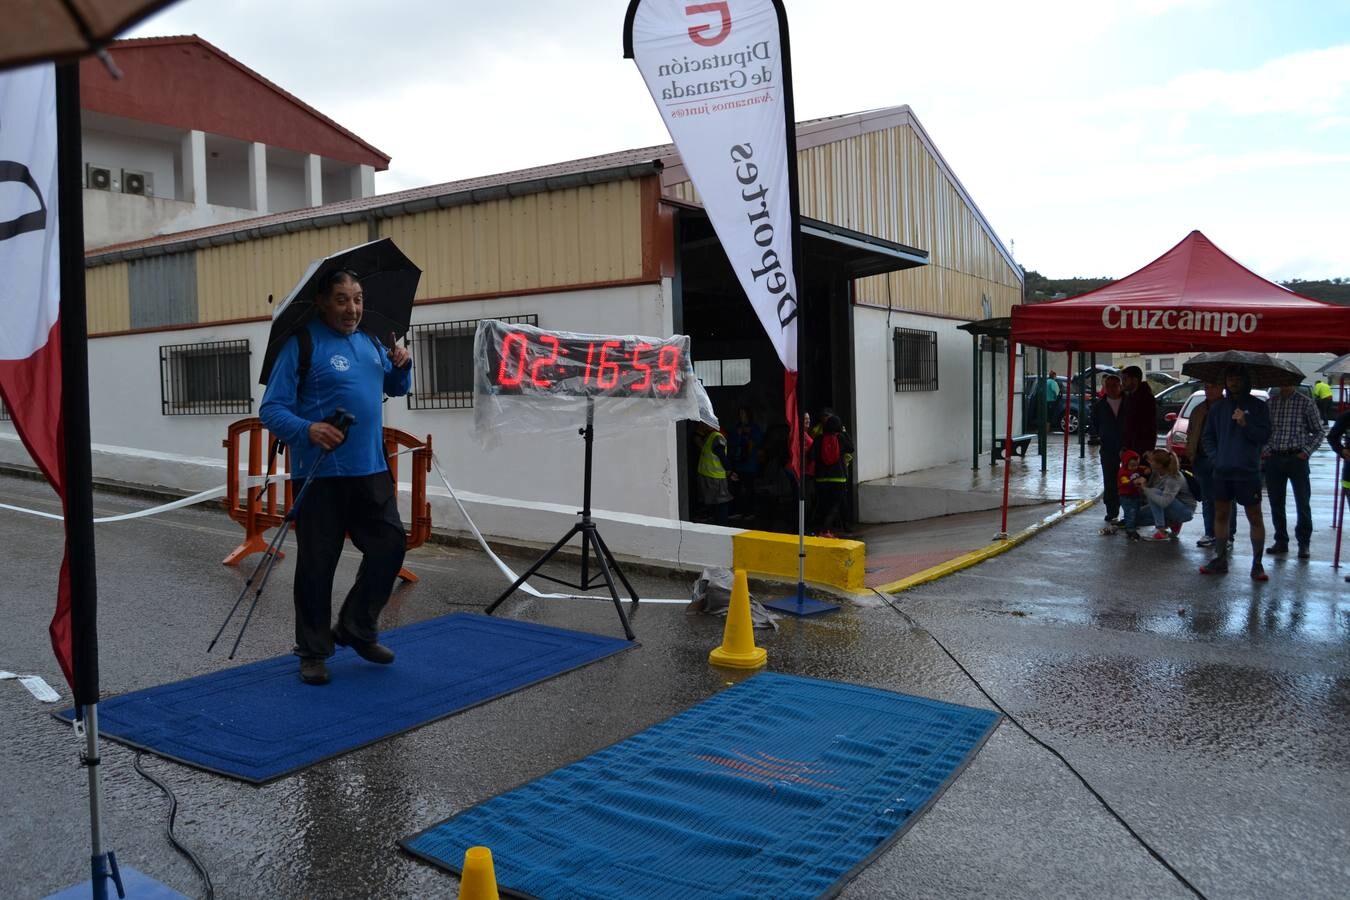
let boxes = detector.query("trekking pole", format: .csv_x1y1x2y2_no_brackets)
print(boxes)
208,408,354,656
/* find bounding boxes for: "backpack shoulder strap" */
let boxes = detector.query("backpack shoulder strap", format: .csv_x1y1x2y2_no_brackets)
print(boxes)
295,326,313,395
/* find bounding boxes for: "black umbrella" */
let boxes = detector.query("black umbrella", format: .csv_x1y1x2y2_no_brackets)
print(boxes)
259,237,421,385
1181,350,1305,387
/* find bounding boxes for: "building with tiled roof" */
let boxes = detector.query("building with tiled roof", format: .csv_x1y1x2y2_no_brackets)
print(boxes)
79,35,389,248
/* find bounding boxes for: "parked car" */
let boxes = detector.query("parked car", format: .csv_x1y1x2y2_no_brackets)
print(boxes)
1154,379,1203,432
1165,388,1270,463
1022,375,1091,434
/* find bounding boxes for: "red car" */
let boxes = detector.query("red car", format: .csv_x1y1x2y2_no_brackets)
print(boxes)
1165,388,1269,463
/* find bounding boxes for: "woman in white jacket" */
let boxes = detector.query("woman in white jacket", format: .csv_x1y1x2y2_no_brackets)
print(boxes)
1141,449,1198,542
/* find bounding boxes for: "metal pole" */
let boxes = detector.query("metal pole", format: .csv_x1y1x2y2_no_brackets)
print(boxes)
1078,351,1087,458
999,340,1018,537
972,335,981,469
1061,350,1071,506
57,62,116,899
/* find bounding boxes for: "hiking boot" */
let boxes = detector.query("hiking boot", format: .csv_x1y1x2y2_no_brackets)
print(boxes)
1250,562,1269,582
1196,535,1216,548
1169,522,1183,537
1297,544,1310,559
299,659,330,685
333,627,395,665
1144,529,1170,542
1266,542,1289,555
1199,555,1229,575
1126,530,1141,542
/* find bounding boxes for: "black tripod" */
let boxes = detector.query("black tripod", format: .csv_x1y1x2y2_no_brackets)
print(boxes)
208,408,354,657
485,398,639,639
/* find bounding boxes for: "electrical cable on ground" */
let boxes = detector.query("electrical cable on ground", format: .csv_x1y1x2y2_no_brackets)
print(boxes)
873,589,1208,900
133,752,214,900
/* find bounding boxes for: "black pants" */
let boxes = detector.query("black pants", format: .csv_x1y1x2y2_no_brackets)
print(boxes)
1099,446,1121,519
1263,453,1312,547
813,481,846,534
293,472,405,660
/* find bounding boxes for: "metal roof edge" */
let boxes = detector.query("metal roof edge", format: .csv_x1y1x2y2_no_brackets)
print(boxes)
86,162,663,267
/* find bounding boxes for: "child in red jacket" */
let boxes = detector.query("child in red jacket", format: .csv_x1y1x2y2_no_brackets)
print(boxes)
1104,449,1151,539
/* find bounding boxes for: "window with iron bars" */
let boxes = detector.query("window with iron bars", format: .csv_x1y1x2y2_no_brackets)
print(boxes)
893,327,939,392
159,339,253,415
407,314,538,409
0,397,9,421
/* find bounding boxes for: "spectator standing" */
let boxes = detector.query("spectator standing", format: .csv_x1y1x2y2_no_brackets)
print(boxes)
1200,365,1272,580
695,422,735,526
809,415,854,537
1313,377,1334,423
1092,374,1126,527
1120,365,1157,457
1187,382,1239,550
728,406,764,520
1261,383,1326,559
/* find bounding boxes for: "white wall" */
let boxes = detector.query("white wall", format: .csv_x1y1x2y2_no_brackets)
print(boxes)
83,191,263,249
266,164,307,216
852,309,1020,478
53,282,682,519
82,130,177,199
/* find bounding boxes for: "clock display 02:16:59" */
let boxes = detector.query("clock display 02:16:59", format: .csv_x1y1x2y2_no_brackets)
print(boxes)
493,331,685,396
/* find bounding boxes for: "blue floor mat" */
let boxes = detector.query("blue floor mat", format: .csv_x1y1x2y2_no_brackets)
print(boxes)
402,672,1000,899
59,613,631,783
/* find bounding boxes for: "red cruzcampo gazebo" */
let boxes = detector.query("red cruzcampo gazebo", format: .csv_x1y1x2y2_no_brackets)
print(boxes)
999,230,1350,535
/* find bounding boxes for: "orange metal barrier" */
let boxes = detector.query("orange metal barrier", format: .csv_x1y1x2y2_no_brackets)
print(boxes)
222,418,433,583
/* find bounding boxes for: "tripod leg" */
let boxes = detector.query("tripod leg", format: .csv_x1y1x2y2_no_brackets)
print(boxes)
586,525,635,640
485,523,583,615
208,517,293,652
592,529,641,613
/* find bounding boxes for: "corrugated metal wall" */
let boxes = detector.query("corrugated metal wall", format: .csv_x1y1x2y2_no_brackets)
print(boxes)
86,262,130,333
84,181,645,335
128,253,197,329
668,122,1021,319
379,181,644,300
195,224,369,323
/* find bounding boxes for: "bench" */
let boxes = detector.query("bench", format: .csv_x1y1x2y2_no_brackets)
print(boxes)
993,434,1034,460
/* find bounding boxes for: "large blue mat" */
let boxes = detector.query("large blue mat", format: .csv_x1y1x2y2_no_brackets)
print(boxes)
60,613,631,783
402,672,1000,899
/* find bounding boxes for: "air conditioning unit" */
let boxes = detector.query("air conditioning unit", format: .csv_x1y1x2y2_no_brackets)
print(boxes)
122,169,153,197
85,163,115,191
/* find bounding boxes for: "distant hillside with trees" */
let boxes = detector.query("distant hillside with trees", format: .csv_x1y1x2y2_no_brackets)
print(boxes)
1022,269,1350,305
1281,278,1350,305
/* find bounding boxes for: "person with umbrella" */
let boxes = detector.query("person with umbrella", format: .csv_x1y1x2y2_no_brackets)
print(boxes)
260,266,414,685
1199,365,1272,580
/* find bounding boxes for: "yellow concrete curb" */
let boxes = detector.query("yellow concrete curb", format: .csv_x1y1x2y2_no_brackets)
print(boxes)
733,530,866,592
871,497,1098,596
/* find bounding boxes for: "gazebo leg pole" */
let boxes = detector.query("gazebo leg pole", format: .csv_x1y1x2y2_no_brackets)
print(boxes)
999,340,1017,538
1062,350,1071,507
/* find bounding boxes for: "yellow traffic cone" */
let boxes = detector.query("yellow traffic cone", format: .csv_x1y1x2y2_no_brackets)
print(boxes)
459,846,500,900
709,569,767,669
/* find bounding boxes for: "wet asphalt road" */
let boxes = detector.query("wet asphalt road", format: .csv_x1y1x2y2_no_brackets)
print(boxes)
1,459,1347,899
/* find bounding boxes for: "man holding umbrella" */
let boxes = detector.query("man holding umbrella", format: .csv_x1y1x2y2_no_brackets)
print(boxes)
261,259,414,686
1198,364,1271,580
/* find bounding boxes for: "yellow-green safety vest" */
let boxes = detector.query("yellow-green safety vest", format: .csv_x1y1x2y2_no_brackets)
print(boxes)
697,432,728,479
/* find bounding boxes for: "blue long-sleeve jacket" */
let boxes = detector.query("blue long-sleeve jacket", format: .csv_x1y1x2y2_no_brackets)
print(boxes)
1201,394,1271,478
260,319,412,477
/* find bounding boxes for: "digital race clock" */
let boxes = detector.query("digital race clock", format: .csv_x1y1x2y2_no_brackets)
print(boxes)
477,319,690,399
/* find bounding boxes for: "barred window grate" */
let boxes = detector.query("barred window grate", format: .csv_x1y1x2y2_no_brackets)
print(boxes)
893,327,939,392
160,339,253,415
0,397,9,421
407,314,538,410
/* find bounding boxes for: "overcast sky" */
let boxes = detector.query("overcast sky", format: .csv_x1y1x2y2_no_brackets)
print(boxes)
125,0,1350,281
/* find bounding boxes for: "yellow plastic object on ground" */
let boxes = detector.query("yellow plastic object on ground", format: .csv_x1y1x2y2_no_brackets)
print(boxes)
459,846,500,900
709,569,768,669
732,530,865,591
